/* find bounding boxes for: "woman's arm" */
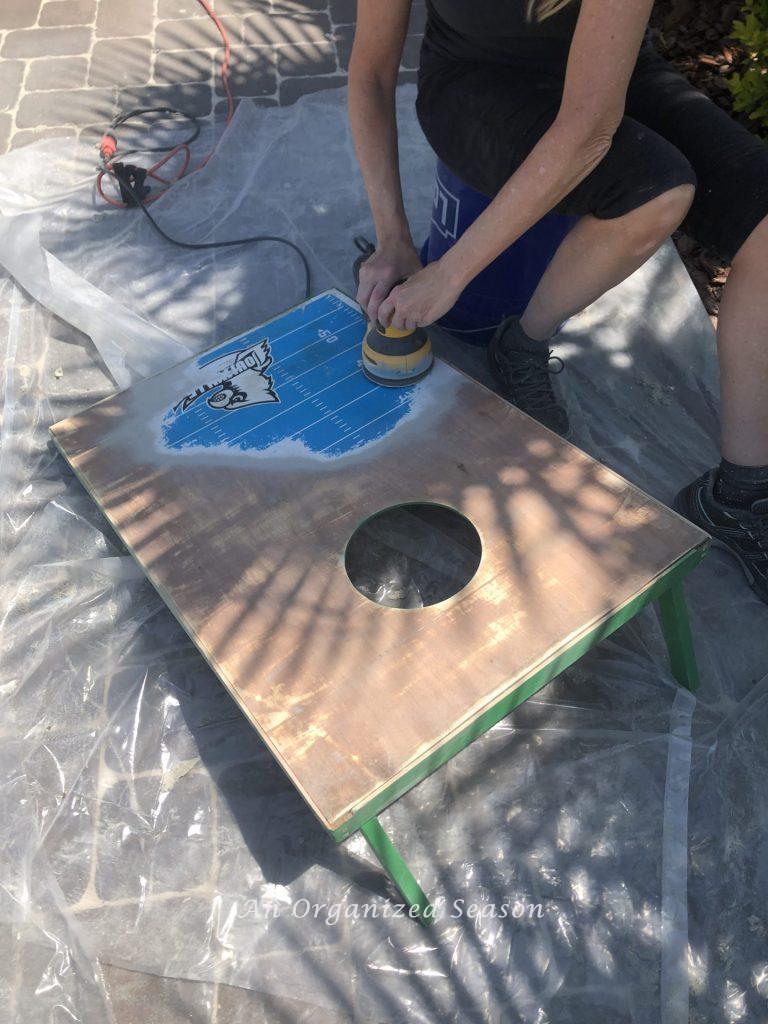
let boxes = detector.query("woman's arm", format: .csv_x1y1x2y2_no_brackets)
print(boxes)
379,0,656,330
348,0,423,319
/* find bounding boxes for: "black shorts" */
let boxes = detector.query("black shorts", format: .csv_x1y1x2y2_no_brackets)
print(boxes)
415,41,768,262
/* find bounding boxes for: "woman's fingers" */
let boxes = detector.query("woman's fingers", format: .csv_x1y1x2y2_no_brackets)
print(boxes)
390,303,408,331
356,274,375,312
357,262,389,318
369,261,456,332
377,292,395,327
357,240,424,323
378,288,422,331
367,280,395,323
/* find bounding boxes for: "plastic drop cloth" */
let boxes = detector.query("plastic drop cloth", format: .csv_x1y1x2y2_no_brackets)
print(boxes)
1,87,767,1024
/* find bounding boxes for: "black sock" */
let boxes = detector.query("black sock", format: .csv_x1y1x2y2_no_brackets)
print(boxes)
713,458,768,509
503,316,551,354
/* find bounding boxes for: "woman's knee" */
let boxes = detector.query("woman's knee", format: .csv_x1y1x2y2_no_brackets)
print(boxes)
620,182,696,258
644,181,696,235
584,118,697,254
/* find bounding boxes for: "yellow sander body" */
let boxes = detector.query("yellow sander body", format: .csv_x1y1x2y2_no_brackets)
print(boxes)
361,320,434,387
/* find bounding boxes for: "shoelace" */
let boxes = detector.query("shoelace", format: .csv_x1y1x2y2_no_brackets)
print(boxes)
494,347,564,412
738,509,768,557
714,489,768,559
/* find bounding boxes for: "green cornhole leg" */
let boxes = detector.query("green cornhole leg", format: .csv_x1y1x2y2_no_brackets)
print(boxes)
658,581,700,691
360,817,432,923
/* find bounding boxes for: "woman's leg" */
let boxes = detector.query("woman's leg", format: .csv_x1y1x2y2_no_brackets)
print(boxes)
519,184,695,340
622,51,768,601
488,181,692,436
714,213,768,467
673,219,768,602
483,112,698,434
618,46,768,603
624,46,768,478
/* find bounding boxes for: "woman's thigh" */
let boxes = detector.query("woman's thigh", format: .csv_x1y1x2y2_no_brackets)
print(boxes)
626,46,768,261
416,59,697,221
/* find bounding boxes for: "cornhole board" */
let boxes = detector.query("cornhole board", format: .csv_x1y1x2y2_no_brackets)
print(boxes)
51,289,709,920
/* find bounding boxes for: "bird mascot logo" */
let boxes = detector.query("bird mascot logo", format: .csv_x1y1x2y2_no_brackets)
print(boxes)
173,338,279,415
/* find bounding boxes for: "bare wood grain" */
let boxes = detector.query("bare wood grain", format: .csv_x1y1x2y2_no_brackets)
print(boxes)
51,302,707,832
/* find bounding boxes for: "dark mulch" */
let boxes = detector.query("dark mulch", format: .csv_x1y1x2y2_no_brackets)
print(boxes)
648,0,750,323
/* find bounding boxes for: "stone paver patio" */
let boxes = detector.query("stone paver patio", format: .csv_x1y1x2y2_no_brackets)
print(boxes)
0,0,424,153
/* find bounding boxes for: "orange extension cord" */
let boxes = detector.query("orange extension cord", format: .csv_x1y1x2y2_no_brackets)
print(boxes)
96,0,235,208
91,0,310,298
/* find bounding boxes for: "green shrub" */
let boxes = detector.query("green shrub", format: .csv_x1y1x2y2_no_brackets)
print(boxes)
728,0,768,137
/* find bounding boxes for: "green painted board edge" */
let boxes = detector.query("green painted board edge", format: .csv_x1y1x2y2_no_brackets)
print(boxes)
330,543,708,842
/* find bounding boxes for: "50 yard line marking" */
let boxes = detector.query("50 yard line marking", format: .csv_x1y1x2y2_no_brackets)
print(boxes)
197,299,352,371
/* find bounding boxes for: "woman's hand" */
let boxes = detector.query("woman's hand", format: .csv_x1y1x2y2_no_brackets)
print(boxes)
356,238,424,323
377,260,461,331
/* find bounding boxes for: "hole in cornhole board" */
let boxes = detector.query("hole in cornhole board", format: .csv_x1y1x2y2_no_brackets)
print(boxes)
344,502,482,609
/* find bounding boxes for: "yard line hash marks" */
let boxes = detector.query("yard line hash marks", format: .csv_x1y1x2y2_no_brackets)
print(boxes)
161,292,418,458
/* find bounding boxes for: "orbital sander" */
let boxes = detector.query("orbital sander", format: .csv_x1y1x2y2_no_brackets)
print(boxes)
352,237,434,387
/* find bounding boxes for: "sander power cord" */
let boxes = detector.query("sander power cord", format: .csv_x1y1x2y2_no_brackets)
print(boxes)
97,0,311,300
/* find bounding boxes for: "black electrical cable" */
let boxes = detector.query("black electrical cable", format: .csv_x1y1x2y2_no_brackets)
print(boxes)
109,107,201,155
105,167,312,301
97,0,311,304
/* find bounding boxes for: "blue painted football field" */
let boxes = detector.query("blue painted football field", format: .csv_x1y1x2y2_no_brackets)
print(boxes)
160,291,417,459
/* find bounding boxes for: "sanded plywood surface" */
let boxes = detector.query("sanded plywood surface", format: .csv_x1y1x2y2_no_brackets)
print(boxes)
51,291,708,833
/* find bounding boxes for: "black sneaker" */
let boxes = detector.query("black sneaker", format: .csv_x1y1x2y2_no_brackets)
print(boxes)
673,469,768,605
488,315,570,436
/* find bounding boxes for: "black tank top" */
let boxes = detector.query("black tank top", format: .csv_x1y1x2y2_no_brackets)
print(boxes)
422,0,581,66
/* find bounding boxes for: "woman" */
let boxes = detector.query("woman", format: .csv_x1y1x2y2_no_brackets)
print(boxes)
348,0,768,605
